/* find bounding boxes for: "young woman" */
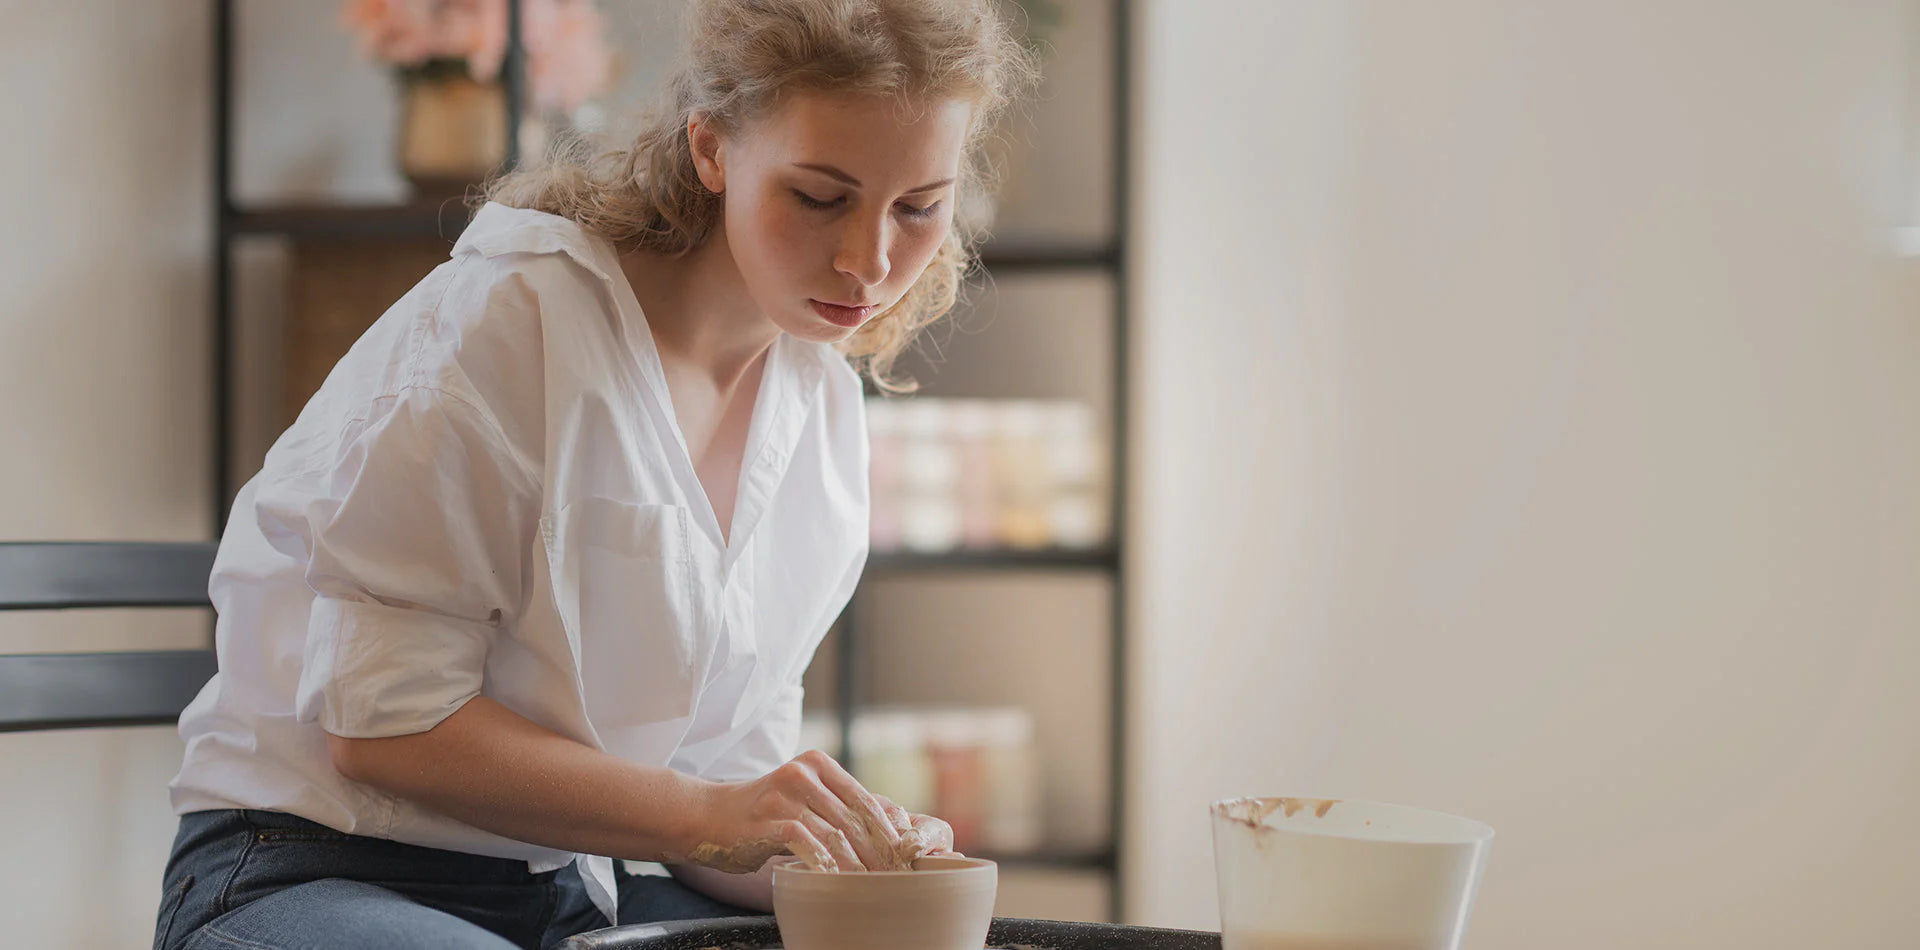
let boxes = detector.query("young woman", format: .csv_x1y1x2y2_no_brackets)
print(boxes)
154,2,1038,947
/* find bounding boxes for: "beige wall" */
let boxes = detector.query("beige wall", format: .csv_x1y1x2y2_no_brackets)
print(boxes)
1125,2,1920,946
0,3,212,947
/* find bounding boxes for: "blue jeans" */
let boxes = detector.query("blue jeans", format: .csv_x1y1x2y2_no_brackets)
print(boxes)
153,809,762,949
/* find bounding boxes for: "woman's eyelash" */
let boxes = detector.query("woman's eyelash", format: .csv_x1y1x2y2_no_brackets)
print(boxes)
793,190,940,219
793,190,842,210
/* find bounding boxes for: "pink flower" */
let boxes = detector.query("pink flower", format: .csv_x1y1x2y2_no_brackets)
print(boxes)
341,0,440,67
524,0,613,113
460,0,510,83
341,0,613,114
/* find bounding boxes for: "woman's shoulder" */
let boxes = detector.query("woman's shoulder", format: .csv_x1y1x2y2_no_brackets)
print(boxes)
449,202,623,290
423,203,628,354
305,205,619,443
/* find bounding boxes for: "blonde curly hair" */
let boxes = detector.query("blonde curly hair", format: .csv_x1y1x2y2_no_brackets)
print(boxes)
482,0,1042,391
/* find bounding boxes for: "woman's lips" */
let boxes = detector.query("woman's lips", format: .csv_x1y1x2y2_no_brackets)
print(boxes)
811,299,878,328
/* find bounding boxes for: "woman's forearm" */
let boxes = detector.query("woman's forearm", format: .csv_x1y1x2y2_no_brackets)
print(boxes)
326,694,715,863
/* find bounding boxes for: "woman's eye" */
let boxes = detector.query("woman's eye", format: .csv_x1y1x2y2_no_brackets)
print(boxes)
793,189,939,220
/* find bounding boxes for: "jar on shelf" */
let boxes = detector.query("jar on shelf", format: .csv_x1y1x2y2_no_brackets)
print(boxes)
898,400,962,552
851,709,934,817
1043,401,1107,549
948,399,999,548
990,400,1053,549
923,708,988,855
978,707,1043,855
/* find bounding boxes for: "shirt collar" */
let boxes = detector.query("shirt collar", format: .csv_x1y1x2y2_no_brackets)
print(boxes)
453,201,621,285
458,203,839,557
455,201,840,393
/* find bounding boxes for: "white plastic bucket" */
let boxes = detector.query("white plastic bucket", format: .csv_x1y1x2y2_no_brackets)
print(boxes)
1210,797,1494,950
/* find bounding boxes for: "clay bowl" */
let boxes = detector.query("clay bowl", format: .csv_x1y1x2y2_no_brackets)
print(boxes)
770,855,998,950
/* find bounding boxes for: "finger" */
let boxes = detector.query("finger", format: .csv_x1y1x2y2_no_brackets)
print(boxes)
797,777,893,870
779,820,838,873
802,809,865,872
910,814,955,854
801,756,903,870
804,788,892,870
779,754,885,869
896,826,931,864
812,755,905,851
873,793,915,833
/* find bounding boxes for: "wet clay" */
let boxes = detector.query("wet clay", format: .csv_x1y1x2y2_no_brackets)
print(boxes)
671,835,832,874
1217,797,1341,829
1291,798,1340,819
676,811,951,876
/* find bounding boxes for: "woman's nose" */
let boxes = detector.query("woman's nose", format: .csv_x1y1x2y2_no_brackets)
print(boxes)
832,215,890,289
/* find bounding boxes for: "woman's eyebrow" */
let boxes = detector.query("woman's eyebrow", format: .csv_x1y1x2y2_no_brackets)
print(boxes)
791,162,955,194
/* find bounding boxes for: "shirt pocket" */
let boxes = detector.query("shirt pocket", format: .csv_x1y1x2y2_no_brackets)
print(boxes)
546,497,706,730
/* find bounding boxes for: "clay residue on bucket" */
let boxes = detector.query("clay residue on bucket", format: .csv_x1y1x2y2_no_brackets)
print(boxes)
1215,797,1340,829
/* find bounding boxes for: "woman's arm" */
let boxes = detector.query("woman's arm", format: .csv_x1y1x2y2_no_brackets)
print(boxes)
328,695,714,861
327,694,909,873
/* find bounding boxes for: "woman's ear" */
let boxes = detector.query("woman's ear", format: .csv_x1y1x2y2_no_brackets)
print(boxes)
687,112,726,196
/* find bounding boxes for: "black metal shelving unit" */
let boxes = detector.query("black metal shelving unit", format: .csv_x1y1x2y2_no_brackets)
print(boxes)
209,0,1132,922
827,1,1134,919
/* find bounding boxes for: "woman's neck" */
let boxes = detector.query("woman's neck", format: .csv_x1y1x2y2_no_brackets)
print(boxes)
620,222,780,389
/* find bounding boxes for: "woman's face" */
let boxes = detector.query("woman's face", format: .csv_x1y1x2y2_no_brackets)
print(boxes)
693,91,972,344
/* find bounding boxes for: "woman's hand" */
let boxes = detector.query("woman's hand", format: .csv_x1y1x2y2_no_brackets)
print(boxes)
680,749,906,873
873,793,957,862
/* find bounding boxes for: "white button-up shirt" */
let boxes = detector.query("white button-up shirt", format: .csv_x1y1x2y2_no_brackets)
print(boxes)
170,202,871,925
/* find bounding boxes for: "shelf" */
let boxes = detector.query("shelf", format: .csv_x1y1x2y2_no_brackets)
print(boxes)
227,201,473,241
975,241,1119,272
225,202,1118,271
865,546,1117,573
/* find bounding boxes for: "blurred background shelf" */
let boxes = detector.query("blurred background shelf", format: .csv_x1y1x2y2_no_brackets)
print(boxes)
228,201,470,241
976,242,1119,273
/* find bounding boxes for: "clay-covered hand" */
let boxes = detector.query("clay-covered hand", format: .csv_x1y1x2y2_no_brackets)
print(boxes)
874,794,958,866
677,749,905,873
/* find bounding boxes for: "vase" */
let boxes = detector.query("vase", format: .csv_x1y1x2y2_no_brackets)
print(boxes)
398,73,507,198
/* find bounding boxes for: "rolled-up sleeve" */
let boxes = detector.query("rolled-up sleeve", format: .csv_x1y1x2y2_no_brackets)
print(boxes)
289,384,538,739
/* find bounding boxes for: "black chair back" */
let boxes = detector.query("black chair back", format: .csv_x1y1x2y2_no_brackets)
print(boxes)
0,542,219,732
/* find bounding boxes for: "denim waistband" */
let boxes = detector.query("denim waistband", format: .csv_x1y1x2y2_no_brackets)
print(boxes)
177,808,563,886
